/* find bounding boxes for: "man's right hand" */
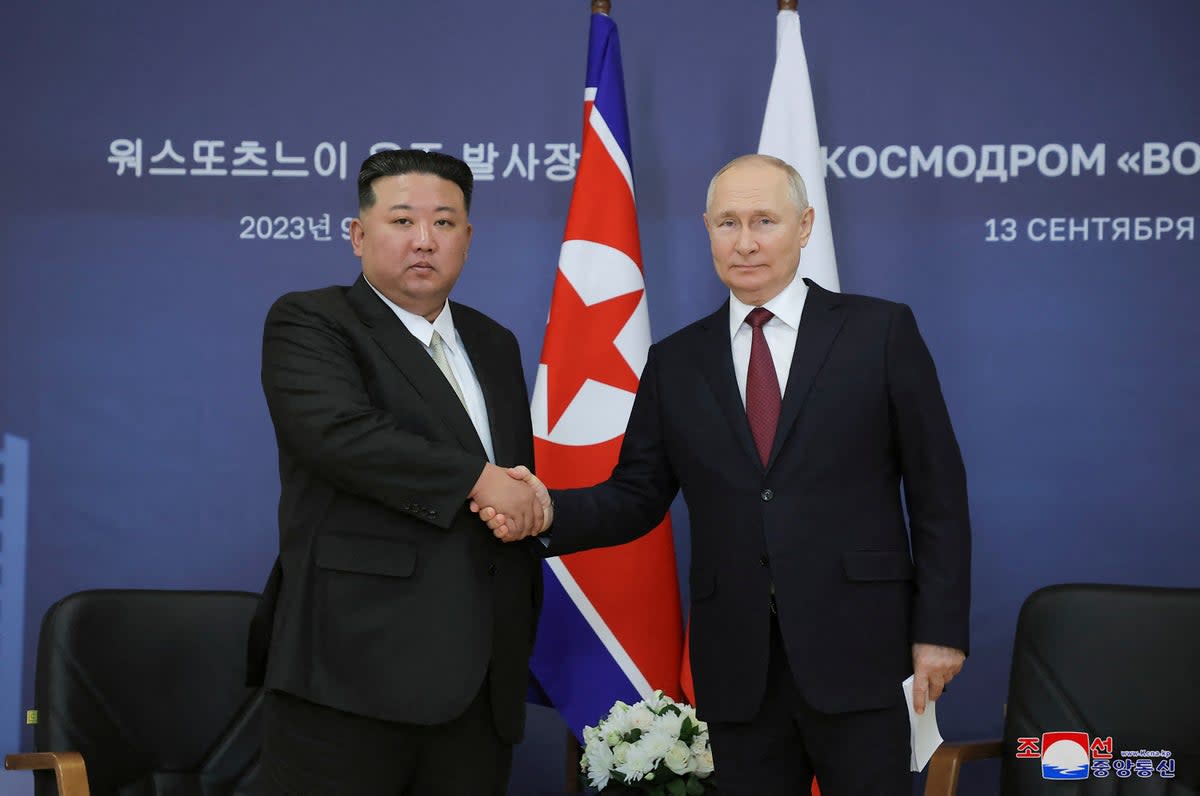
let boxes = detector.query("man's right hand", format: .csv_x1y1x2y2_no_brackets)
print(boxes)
469,463,542,539
472,465,552,542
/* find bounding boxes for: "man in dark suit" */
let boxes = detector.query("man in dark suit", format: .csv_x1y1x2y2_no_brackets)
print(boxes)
254,149,545,795
480,154,971,794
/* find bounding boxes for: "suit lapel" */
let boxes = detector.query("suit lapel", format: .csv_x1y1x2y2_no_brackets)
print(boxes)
696,302,763,471
453,306,515,465
346,277,487,458
768,279,845,469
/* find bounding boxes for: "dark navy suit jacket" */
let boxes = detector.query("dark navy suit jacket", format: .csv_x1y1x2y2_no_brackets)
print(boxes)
548,279,970,722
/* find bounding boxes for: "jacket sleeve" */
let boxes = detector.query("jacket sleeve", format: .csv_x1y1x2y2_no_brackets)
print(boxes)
261,292,486,528
886,303,972,653
546,344,680,555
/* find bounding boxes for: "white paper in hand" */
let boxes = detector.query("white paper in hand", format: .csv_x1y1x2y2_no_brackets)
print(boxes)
902,674,944,772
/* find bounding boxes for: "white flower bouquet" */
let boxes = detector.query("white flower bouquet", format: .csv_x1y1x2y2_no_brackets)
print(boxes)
580,690,715,795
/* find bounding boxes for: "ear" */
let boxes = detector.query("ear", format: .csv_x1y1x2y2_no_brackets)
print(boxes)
797,206,816,247
349,217,365,256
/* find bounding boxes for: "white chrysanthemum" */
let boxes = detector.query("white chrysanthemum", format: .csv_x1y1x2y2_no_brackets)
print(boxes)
651,709,685,739
604,705,636,737
626,704,655,732
586,763,612,789
583,740,614,790
615,741,656,781
639,728,676,762
693,746,715,776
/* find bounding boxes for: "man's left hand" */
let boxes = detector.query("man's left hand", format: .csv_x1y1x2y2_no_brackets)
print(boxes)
911,643,966,715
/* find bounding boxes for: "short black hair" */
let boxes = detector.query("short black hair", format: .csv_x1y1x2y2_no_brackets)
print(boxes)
356,149,474,214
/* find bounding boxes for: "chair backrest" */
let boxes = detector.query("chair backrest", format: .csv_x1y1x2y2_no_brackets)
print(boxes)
33,590,262,796
1000,583,1200,794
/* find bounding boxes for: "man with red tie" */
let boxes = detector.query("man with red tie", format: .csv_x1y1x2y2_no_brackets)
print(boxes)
482,153,972,794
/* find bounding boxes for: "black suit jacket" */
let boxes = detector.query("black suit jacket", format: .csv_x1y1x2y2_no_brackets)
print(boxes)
252,275,541,743
547,280,970,722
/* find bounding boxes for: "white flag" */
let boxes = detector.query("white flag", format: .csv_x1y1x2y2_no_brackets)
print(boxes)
758,9,840,292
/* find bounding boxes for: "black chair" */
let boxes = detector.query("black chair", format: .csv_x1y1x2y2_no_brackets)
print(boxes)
925,583,1200,795
5,589,262,796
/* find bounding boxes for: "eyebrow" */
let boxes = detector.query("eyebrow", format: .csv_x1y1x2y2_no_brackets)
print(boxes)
387,204,462,214
714,208,779,217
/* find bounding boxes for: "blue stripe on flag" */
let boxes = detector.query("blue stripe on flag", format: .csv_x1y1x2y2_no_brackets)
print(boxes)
531,558,643,739
586,13,633,170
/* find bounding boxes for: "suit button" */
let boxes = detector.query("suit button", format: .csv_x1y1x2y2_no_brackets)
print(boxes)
488,564,497,576
759,555,769,567
760,489,774,501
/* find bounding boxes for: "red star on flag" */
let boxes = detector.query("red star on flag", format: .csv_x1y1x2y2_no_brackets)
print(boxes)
540,269,643,433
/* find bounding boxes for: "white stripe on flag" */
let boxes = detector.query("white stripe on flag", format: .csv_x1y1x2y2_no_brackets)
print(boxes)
588,105,635,199
546,556,654,700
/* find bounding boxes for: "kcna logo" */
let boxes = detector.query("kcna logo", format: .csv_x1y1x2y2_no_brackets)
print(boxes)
1015,732,1176,780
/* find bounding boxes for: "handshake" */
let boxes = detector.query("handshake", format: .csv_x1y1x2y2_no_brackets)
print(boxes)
468,463,553,542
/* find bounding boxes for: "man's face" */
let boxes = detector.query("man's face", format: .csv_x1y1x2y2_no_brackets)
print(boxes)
350,172,472,321
703,160,815,306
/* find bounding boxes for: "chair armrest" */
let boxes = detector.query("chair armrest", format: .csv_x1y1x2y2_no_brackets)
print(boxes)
923,740,1003,796
5,752,91,796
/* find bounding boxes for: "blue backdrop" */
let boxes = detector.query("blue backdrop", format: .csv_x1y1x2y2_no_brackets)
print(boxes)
2,2,1198,793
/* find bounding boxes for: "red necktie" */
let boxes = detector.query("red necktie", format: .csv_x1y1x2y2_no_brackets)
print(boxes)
744,307,781,466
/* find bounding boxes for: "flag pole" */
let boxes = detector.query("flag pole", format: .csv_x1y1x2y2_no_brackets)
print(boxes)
778,0,797,9
562,5,613,791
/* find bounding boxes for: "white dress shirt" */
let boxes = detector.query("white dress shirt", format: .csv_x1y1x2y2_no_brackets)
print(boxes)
365,279,496,463
728,274,809,406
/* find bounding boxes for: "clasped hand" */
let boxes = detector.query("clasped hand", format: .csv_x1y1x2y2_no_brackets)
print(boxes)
469,464,552,542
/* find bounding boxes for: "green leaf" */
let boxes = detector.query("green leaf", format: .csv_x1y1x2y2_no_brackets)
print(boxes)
666,778,687,796
685,775,706,795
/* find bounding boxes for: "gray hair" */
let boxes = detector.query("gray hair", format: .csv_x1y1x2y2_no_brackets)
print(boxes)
705,154,810,214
